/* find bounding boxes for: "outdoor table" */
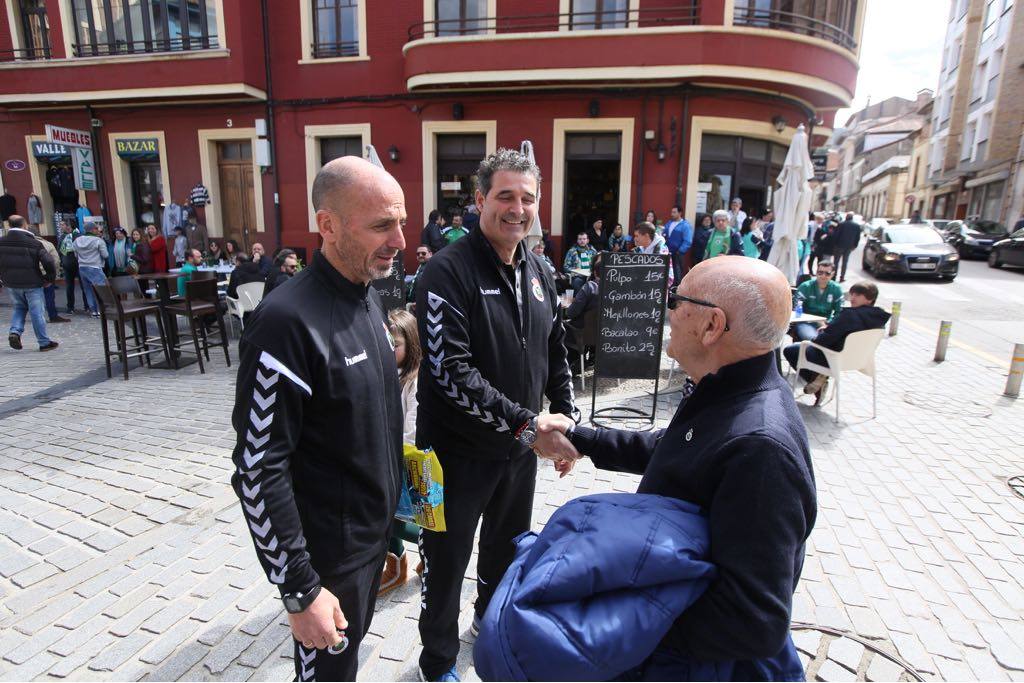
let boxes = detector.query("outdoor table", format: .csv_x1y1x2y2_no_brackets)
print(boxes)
133,272,197,369
778,312,828,374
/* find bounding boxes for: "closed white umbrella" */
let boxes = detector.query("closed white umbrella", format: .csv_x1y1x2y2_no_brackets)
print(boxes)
365,144,385,169
768,123,815,285
520,140,543,250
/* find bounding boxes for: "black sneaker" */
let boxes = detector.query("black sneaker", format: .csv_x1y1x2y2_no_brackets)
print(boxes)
49,316,71,323
8,333,22,350
39,341,60,352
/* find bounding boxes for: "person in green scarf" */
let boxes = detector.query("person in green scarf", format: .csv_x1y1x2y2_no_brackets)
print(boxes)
704,209,743,259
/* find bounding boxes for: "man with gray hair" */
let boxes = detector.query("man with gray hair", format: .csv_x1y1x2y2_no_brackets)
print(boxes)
535,256,816,676
230,156,407,681
415,148,578,681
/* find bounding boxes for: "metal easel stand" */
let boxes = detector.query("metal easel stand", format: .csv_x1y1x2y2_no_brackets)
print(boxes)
589,371,662,432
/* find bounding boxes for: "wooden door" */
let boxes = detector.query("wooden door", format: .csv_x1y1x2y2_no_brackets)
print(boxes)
217,142,256,251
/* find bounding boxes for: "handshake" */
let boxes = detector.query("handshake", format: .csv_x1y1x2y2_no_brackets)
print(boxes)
532,413,583,478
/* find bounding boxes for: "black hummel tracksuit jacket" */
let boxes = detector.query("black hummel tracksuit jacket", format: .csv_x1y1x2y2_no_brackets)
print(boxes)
229,250,403,598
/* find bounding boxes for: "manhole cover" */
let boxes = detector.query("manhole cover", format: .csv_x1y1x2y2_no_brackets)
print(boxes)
1009,475,1024,500
792,623,924,682
902,392,991,418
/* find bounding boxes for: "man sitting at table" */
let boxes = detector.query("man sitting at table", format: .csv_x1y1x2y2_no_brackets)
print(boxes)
791,261,843,342
564,254,601,371
264,249,298,297
563,232,597,291
176,248,203,297
783,281,890,406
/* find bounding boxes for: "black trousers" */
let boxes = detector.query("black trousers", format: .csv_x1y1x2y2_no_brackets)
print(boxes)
418,451,537,679
783,342,829,382
293,556,384,682
832,248,853,280
62,256,84,312
670,251,686,284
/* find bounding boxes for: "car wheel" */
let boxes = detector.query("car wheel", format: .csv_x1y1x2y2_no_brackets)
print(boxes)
862,254,872,272
988,249,1002,268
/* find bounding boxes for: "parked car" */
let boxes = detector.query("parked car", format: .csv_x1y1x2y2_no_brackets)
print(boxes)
864,217,891,234
944,220,1011,258
988,228,1024,269
862,225,959,280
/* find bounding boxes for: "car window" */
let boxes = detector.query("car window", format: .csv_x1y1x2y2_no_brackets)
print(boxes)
969,221,1007,235
887,228,945,244
1012,229,1024,239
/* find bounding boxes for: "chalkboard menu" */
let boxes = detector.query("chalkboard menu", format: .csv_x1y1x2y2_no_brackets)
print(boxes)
595,252,670,380
371,256,406,312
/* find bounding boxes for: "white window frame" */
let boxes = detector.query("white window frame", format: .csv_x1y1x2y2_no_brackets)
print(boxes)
299,0,369,64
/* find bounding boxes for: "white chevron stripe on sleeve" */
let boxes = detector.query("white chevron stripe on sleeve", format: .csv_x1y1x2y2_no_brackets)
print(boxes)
258,351,312,396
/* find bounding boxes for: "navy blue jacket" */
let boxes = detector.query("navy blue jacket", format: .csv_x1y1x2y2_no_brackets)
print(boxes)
570,352,817,662
473,492,804,681
814,305,890,351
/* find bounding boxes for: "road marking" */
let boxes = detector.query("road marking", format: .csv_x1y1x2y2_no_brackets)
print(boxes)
901,317,1010,369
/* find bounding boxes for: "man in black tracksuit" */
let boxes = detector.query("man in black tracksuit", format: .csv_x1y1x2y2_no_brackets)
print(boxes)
230,157,407,681
415,149,578,681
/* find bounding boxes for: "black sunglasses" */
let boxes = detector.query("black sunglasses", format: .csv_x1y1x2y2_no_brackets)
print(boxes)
667,293,730,331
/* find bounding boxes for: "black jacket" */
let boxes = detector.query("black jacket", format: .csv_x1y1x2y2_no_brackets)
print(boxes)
227,260,264,299
834,220,861,252
263,269,292,296
569,353,816,662
421,221,446,254
0,228,56,288
812,224,834,254
415,227,578,460
565,279,599,324
814,305,890,351
230,250,403,596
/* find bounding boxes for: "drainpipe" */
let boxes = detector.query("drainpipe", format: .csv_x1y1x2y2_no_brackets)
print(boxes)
636,93,648,225
674,90,689,211
260,0,282,249
86,104,112,238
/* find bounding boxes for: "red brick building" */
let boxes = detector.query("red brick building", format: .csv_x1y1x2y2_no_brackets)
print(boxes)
0,0,864,267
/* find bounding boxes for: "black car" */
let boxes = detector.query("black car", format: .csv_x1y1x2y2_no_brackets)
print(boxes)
862,225,959,280
945,220,1010,258
988,228,1024,270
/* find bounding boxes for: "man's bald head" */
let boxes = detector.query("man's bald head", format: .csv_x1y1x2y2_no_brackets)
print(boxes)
311,156,401,216
686,256,791,351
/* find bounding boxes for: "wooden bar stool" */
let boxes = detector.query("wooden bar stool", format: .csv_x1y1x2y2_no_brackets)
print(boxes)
165,278,231,374
94,282,170,380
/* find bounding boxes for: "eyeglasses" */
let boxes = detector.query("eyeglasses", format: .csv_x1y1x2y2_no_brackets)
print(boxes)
667,293,730,331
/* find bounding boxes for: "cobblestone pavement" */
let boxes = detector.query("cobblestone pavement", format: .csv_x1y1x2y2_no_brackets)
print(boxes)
0,304,1022,681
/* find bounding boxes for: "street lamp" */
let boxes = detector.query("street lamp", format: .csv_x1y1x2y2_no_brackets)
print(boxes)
388,145,400,162
772,116,787,133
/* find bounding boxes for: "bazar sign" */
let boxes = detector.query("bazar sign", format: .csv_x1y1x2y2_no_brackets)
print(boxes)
45,124,91,148
115,138,159,158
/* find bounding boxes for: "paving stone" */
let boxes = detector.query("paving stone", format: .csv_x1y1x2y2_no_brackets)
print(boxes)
203,631,256,674
46,545,95,572
826,638,865,672
0,650,57,681
75,566,131,599
0,547,39,578
137,618,200,665
143,597,199,635
10,561,59,588
190,588,242,623
2,626,64,665
865,653,910,682
45,632,116,678
976,622,1024,671
47,615,116,657
107,563,162,598
237,623,290,668
113,515,156,537
148,641,209,680
108,596,168,637
87,631,152,671
83,529,129,552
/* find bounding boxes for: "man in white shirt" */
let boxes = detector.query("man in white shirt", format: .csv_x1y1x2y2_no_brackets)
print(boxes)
728,198,747,232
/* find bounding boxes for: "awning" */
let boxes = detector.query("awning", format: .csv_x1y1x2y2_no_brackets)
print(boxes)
964,170,1010,189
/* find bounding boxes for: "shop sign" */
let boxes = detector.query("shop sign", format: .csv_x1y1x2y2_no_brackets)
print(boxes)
4,159,26,172
32,142,70,158
45,124,91,148
115,138,160,158
73,147,98,191
440,181,462,191
695,192,708,214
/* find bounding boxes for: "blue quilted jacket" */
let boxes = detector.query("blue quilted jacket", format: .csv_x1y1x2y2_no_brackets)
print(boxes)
473,493,804,681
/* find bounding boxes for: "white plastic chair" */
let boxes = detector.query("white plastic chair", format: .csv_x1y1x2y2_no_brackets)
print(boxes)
225,282,265,335
794,328,884,423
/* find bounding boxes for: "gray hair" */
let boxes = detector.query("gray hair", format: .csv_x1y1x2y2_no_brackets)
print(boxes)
476,148,541,199
712,209,730,222
701,276,787,348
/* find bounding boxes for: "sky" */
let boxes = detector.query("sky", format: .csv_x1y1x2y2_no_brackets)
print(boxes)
833,0,948,128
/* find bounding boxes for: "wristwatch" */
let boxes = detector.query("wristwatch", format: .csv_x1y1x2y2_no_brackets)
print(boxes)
282,586,321,614
515,418,538,448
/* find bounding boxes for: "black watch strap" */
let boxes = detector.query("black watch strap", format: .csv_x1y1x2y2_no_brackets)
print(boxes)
283,585,321,613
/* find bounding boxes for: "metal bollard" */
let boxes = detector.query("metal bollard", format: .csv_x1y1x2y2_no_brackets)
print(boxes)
889,301,901,336
934,320,952,362
1005,343,1024,398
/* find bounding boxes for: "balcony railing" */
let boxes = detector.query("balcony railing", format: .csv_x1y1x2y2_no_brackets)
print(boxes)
407,4,699,41
733,5,857,50
312,40,360,58
72,35,219,58
0,47,52,62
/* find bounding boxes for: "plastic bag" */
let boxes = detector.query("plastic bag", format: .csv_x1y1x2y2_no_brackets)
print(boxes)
401,443,447,532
